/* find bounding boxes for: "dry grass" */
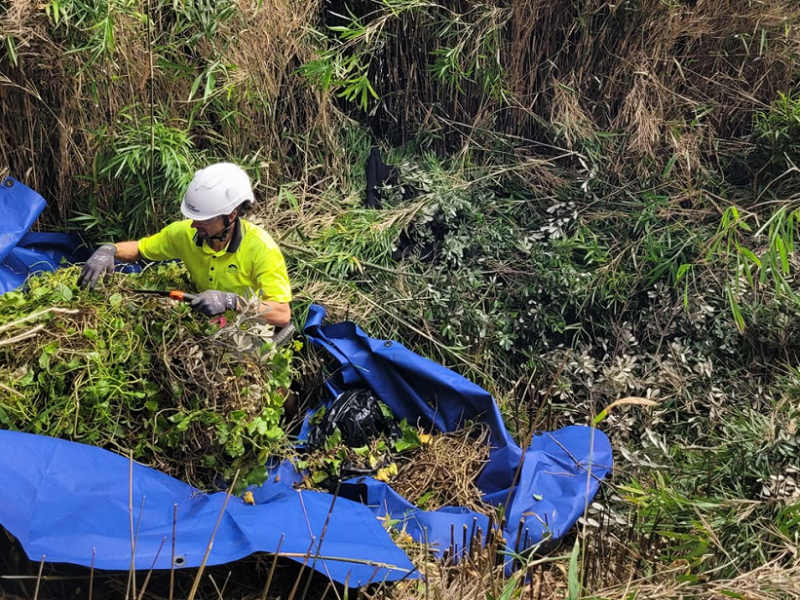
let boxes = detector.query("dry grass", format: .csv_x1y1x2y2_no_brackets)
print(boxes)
1,526,797,600
0,0,79,218
0,0,341,224
393,424,491,513
3,0,798,222
218,0,329,181
614,70,664,159
550,77,597,153
592,561,800,600
385,522,800,600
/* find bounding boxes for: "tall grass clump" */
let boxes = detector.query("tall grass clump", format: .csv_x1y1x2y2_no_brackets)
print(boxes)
300,0,800,189
0,0,345,239
753,91,800,188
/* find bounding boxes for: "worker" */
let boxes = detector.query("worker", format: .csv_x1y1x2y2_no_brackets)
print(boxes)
77,162,292,328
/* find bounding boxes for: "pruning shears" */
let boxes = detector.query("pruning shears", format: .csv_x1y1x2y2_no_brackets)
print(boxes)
126,289,229,326
129,289,198,303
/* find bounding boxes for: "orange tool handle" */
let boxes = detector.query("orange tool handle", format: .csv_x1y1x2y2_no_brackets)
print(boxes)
167,291,198,302
129,289,199,302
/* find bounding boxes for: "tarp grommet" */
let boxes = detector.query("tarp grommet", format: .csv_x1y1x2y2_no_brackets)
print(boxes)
383,341,392,347
3,178,13,188
173,555,187,566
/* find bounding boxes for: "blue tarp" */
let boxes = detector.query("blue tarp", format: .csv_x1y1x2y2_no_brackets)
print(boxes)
0,430,416,585
301,305,613,563
0,177,613,586
0,177,83,294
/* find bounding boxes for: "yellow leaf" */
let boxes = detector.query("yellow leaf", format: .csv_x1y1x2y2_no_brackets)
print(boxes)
396,532,413,545
604,396,659,411
593,396,659,426
419,433,432,445
242,491,255,505
376,464,397,482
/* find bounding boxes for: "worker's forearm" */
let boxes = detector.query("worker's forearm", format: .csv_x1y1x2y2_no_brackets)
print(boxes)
256,301,291,328
112,241,142,262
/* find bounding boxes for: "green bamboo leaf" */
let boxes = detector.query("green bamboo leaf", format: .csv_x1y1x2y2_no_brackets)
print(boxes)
204,71,216,101
727,286,746,332
496,574,522,600
675,263,693,282
49,0,61,25
4,36,18,67
737,245,761,267
776,235,789,273
567,537,580,600
189,74,203,101
663,153,678,178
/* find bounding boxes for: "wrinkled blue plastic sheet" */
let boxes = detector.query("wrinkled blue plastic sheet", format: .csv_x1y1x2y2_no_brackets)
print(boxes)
0,177,84,294
0,430,416,585
0,176,139,295
302,304,613,561
0,177,45,262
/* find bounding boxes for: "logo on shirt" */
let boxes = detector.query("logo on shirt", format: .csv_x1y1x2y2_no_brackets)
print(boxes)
226,264,239,275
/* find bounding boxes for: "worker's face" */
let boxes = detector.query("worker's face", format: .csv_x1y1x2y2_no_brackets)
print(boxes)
191,211,236,240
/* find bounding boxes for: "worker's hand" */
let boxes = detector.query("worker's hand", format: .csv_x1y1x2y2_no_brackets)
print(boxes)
190,290,239,317
77,244,117,290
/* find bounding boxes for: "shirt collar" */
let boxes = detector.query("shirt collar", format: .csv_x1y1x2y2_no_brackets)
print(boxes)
227,218,244,252
193,218,243,253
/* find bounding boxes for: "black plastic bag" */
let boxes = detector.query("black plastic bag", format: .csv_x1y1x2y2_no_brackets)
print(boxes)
365,147,397,209
307,388,400,450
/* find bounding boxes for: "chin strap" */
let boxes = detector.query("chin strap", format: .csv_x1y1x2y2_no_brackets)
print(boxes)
208,214,234,242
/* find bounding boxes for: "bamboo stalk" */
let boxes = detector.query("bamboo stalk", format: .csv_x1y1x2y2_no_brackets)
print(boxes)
186,470,239,600
32,554,45,600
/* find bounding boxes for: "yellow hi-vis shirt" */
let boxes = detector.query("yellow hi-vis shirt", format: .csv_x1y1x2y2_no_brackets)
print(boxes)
138,219,292,303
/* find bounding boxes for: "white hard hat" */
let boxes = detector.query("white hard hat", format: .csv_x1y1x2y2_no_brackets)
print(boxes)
181,162,254,220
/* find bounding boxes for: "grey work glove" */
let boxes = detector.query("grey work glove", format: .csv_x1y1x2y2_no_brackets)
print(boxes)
190,290,239,317
78,244,117,290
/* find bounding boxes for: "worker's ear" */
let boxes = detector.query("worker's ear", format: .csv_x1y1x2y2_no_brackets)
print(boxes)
228,209,238,221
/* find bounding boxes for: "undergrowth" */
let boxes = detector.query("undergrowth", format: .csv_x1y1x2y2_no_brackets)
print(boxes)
281,142,800,593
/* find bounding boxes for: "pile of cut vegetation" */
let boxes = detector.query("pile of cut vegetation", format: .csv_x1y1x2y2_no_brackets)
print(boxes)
0,264,294,491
